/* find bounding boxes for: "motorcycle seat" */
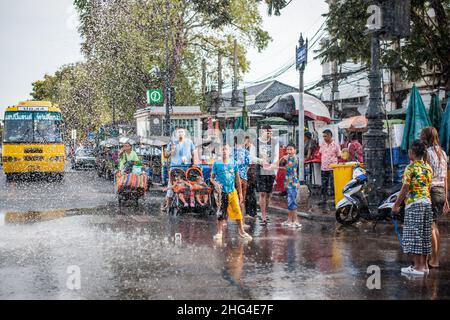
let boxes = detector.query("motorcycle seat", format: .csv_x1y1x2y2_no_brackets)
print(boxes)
377,184,402,198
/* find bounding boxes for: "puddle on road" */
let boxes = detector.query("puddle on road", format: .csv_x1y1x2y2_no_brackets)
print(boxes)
1,203,450,299
0,206,140,226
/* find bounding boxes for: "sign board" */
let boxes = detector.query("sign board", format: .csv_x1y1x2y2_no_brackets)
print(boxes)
5,112,32,120
18,106,49,111
147,89,163,105
35,112,61,121
296,45,308,68
71,129,77,140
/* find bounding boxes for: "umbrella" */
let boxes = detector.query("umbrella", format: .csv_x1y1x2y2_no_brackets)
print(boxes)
429,93,443,131
140,136,170,147
104,137,119,146
401,84,431,150
337,116,368,131
387,107,407,118
439,97,450,154
255,92,331,123
234,116,248,131
258,117,289,126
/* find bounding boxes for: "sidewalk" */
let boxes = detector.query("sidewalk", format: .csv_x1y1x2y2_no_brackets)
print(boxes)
269,192,337,223
149,183,450,225
269,192,450,226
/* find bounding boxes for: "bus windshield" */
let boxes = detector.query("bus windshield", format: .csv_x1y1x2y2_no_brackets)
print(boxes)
3,111,62,143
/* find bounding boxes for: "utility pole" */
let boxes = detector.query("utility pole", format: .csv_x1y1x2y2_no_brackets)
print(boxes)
164,0,171,137
112,102,116,126
331,60,339,119
201,59,207,111
217,52,223,116
296,33,309,200
232,39,238,109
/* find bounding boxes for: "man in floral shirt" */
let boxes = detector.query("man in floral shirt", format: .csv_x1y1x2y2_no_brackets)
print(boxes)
319,129,341,205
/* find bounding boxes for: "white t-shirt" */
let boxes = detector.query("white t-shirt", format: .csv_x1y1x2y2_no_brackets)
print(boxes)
256,137,279,176
427,146,448,187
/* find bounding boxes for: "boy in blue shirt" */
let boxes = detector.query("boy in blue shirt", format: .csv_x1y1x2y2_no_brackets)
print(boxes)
211,144,253,242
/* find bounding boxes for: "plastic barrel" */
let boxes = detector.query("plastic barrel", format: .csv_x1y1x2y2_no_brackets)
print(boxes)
330,163,358,205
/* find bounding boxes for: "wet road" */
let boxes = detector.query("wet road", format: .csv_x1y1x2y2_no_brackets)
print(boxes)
1,168,450,299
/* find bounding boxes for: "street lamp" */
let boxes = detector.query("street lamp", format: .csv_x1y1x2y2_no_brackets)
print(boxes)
164,0,171,137
364,0,410,206
296,33,310,201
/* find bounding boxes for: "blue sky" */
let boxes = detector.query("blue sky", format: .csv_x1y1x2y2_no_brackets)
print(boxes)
0,0,328,118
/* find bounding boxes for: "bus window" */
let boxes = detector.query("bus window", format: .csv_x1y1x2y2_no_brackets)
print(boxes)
3,112,33,143
33,112,62,143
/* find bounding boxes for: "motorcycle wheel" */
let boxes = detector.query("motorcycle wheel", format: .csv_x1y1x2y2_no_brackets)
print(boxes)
336,204,359,225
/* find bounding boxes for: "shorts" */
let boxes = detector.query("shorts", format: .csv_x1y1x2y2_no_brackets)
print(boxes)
217,189,243,221
287,186,298,210
256,174,276,193
430,186,445,220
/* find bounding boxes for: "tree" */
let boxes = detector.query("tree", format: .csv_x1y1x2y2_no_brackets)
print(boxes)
73,0,271,123
31,0,284,132
318,0,450,95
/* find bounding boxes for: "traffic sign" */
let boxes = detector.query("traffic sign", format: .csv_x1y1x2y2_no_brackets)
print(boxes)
147,89,163,104
87,132,94,141
71,129,77,140
296,45,308,68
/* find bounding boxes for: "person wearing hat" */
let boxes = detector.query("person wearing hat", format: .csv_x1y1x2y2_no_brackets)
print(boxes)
118,141,140,171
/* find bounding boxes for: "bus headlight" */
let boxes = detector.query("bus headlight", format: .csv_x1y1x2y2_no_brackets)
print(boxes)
3,156,20,162
49,156,64,161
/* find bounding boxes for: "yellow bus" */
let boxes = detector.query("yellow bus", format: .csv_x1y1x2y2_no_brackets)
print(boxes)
2,101,65,181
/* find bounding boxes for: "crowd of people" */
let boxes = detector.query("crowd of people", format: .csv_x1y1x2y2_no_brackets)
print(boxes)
160,125,296,242
159,124,370,241
160,124,449,277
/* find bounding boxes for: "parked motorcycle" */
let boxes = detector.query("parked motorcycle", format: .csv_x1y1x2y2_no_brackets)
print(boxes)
335,164,405,225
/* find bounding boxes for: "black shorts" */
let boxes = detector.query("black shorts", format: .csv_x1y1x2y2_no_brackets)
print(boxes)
256,174,276,193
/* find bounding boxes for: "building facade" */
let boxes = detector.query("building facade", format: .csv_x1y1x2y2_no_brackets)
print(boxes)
134,106,206,140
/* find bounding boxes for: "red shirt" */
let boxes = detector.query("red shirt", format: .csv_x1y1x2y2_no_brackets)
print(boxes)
348,140,363,162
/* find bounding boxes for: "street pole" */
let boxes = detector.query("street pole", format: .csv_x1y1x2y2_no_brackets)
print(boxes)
297,34,307,183
217,52,223,116
363,31,386,207
164,0,171,137
296,34,310,201
232,39,238,109
112,102,116,126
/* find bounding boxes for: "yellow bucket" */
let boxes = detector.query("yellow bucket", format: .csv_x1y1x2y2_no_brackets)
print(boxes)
330,163,358,205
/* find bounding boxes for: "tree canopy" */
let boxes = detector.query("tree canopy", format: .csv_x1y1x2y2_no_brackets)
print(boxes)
318,0,450,95
32,0,279,132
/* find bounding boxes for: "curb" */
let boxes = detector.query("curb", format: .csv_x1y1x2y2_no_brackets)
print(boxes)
269,205,450,226
268,205,336,223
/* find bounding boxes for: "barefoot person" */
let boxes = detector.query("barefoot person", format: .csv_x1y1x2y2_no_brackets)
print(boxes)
421,126,449,268
392,140,433,276
211,144,252,242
